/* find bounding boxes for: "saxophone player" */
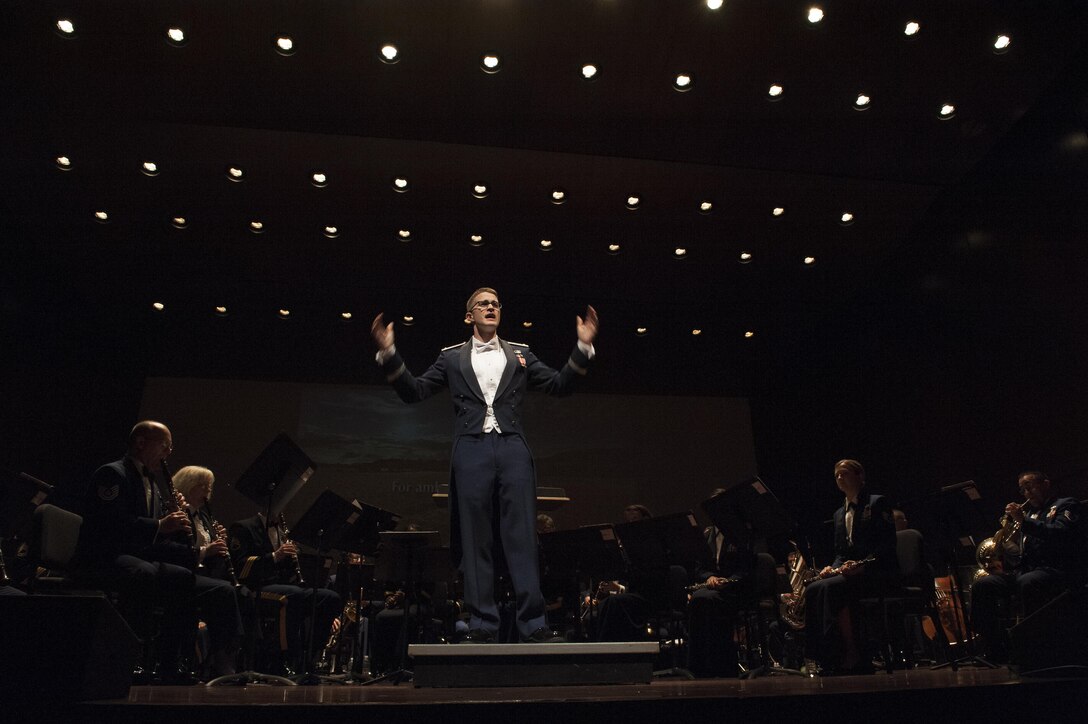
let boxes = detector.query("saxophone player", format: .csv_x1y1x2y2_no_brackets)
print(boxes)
970,471,1084,664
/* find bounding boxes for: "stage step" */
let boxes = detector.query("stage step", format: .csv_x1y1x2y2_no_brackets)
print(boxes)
408,642,660,688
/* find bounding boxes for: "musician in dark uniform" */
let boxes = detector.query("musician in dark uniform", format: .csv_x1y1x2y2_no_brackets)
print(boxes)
970,471,1085,663
74,421,242,681
804,459,899,674
371,288,598,643
687,493,757,678
228,512,341,672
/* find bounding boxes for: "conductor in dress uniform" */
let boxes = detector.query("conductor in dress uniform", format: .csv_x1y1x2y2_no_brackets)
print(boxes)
371,288,598,643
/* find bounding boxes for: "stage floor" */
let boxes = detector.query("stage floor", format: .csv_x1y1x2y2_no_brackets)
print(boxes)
28,664,1083,724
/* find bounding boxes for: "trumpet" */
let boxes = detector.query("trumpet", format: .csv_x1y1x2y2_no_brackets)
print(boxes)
277,513,305,585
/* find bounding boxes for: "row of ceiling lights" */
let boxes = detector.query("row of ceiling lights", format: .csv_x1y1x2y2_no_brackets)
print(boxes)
146,301,758,338
59,158,850,225
51,12,1011,107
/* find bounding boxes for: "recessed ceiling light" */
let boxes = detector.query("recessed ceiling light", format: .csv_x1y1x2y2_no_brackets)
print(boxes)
472,183,488,198
539,239,554,250
744,330,755,338
341,311,353,320
56,19,75,35
635,327,649,336
152,302,165,311
581,64,598,80
626,195,641,210
768,84,784,100
311,171,328,187
699,200,713,213
278,308,291,318
854,93,871,110
673,73,693,91
275,36,295,55
171,216,188,229
94,210,109,223
249,220,265,232
141,161,159,176
522,321,533,328
939,103,956,119
323,225,339,237
607,243,622,254
773,206,785,216
807,7,824,23
739,252,752,263
393,177,409,192
166,27,186,45
402,315,415,325
397,229,411,241
674,247,687,259
380,44,399,63
550,188,566,204
226,166,244,182
706,0,724,9
215,306,228,316
469,234,484,246
55,155,72,170
994,34,1011,53
804,256,816,265
840,212,854,225
904,21,920,37
481,54,501,73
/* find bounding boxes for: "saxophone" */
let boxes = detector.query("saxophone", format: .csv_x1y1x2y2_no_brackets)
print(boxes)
781,542,816,630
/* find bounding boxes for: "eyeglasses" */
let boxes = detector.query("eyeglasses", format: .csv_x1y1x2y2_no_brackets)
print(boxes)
472,300,502,310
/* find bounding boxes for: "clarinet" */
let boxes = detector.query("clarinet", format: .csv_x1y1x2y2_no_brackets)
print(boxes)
277,513,305,585
204,502,241,588
160,460,199,560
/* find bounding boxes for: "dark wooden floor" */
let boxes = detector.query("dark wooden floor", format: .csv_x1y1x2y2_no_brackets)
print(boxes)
16,664,1087,724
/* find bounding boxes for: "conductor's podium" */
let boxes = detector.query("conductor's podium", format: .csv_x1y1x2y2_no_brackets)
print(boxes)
409,641,659,687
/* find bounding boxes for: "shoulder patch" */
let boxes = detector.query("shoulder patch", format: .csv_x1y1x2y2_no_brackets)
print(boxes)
441,342,467,351
98,483,120,502
507,341,530,348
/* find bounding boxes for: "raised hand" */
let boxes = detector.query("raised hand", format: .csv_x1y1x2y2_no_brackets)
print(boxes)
371,313,395,352
576,305,599,346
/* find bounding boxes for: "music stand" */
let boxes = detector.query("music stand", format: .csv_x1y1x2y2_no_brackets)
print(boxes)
362,530,442,685
232,433,316,518
1,471,52,586
542,524,629,639
923,480,997,670
701,478,801,678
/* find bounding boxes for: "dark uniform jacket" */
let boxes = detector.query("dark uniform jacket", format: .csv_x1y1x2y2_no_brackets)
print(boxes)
228,514,297,587
831,490,899,574
76,456,196,568
1019,496,1084,574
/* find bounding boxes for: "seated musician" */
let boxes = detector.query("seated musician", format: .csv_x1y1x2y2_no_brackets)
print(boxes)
73,421,242,682
687,489,756,678
594,505,688,642
228,511,341,674
804,459,899,674
970,471,1085,664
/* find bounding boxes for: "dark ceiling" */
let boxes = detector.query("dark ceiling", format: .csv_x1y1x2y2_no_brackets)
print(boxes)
3,0,1088,396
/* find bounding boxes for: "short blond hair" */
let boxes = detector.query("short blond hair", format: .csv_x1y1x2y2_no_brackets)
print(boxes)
834,459,866,480
172,465,215,501
465,287,499,312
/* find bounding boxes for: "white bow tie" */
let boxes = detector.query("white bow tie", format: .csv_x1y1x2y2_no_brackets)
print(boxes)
473,338,499,353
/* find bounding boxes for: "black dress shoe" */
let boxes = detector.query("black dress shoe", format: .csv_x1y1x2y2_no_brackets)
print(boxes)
522,627,565,643
459,629,496,644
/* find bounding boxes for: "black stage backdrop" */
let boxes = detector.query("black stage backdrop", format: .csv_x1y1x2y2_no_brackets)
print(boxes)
139,377,757,545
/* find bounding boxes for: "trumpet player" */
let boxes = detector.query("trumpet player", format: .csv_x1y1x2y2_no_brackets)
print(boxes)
228,511,342,675
804,459,899,675
970,471,1084,664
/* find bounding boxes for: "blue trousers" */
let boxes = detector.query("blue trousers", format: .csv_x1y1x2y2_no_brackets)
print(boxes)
452,432,545,638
